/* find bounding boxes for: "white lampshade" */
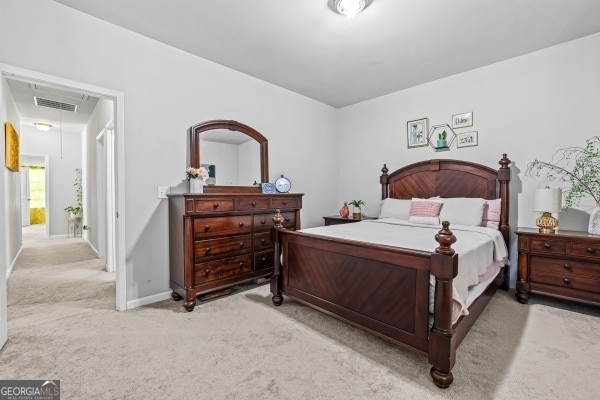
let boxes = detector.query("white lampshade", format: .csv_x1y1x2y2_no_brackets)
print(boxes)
534,188,562,213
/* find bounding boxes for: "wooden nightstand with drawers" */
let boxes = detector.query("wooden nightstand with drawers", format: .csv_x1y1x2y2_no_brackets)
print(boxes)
515,228,600,306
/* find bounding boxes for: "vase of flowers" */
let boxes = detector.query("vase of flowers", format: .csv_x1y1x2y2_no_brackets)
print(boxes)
526,136,600,234
186,166,209,194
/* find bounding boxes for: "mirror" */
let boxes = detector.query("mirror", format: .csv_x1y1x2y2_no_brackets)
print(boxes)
189,120,269,188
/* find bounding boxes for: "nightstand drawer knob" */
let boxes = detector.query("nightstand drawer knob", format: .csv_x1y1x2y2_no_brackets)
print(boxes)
252,201,257,206
544,243,551,249
205,247,211,254
588,247,596,254
205,269,210,277
563,278,571,285
239,222,245,227
213,203,219,209
563,264,571,270
239,262,245,269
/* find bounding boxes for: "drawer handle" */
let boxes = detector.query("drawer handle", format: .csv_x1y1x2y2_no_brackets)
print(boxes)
252,201,257,207
239,222,244,227
261,257,267,264
239,242,245,248
261,239,266,244
284,218,290,222
563,278,571,285
204,225,211,231
239,262,245,269
205,269,210,277
588,247,596,254
563,263,571,270
213,203,219,209
282,201,288,205
543,243,551,249
261,219,266,224
205,247,211,254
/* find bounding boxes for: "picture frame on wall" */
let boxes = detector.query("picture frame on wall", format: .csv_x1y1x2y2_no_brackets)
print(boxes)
407,118,428,148
452,112,473,129
5,122,19,172
456,131,478,148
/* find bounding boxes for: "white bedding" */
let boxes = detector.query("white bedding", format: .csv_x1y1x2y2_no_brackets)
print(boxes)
298,218,509,322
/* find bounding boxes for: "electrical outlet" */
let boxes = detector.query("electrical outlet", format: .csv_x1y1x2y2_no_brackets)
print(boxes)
157,186,170,199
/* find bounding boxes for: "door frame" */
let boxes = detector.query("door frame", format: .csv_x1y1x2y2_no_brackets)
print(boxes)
1,63,127,311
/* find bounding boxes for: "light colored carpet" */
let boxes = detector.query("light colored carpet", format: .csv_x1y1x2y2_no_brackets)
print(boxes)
1,224,599,399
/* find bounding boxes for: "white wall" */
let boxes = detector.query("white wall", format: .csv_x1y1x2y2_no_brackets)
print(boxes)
337,33,600,285
0,0,338,303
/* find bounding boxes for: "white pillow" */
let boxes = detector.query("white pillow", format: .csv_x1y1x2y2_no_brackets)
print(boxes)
379,198,412,220
437,197,487,226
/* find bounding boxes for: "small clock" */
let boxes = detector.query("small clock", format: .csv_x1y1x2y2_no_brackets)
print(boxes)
275,175,291,193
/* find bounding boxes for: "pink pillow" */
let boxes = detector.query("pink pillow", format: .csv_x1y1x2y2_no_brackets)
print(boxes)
409,200,442,225
481,199,501,229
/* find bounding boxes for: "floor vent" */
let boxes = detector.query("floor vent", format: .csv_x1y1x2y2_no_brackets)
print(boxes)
34,96,78,112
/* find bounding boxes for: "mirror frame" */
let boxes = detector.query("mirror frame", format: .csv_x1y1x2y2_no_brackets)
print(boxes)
189,119,269,187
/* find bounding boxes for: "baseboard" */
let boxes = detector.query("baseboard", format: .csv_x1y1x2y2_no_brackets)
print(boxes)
126,290,172,310
6,245,23,279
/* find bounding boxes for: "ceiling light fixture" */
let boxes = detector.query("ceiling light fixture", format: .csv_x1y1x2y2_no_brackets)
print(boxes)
330,0,372,18
34,122,53,132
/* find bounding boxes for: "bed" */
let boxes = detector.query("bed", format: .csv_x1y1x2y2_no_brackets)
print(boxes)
269,154,511,388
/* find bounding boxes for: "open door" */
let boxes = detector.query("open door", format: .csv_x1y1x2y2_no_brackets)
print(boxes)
20,166,30,226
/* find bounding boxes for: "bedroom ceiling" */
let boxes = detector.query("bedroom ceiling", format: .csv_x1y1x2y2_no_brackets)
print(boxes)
52,0,600,108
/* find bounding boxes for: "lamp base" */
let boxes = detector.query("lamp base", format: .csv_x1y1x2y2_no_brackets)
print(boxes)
536,212,558,234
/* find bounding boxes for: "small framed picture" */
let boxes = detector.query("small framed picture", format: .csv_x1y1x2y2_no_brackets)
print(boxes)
452,112,473,129
261,182,276,194
456,131,478,148
407,118,428,148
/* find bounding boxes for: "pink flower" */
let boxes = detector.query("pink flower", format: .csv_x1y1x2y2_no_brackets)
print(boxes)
186,166,209,182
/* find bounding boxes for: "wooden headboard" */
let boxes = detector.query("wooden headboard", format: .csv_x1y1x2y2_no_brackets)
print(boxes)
379,154,512,252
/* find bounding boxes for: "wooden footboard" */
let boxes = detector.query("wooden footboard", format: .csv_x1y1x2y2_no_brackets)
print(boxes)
271,214,461,388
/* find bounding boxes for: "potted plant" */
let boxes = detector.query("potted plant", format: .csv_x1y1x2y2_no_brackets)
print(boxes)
526,136,600,234
348,199,366,220
437,130,448,148
64,168,83,217
186,166,209,193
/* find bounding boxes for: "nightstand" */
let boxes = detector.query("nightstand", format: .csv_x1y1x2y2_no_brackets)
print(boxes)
323,215,376,226
515,227,600,306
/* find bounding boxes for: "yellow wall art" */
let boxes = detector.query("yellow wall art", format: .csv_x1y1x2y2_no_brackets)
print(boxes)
5,122,19,172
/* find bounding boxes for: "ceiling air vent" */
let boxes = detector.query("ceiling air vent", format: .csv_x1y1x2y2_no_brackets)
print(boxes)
34,96,78,112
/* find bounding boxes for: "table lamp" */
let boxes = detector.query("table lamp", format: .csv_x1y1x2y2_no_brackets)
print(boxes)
534,188,562,233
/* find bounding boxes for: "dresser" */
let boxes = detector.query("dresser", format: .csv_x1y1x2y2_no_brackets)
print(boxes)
169,192,302,311
515,228,600,306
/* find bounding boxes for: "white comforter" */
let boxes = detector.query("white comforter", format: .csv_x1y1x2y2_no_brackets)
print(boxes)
299,218,509,320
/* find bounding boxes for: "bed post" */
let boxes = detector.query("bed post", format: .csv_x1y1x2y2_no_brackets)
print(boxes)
497,153,511,290
428,221,458,389
270,210,286,306
380,164,389,199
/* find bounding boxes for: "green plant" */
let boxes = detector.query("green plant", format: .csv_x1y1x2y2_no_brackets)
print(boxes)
348,199,366,208
525,136,600,208
438,130,447,140
64,168,83,215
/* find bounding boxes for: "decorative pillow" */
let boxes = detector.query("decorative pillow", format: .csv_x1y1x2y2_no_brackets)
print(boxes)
408,199,442,225
481,198,502,230
437,197,487,226
379,198,412,220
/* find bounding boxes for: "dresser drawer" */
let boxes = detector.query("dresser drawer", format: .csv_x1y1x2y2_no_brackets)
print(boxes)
194,254,252,284
270,197,299,210
530,256,600,279
254,232,273,251
530,238,566,255
187,198,235,213
530,267,600,293
254,250,274,271
570,241,600,259
194,235,252,262
194,215,252,239
254,212,296,232
237,197,270,210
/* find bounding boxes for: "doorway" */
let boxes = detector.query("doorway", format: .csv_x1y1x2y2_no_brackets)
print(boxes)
1,63,126,311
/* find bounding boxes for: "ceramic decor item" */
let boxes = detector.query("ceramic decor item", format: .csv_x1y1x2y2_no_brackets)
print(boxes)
339,202,350,218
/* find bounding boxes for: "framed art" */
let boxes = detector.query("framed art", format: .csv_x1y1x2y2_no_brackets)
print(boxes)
456,131,478,148
261,182,276,194
407,118,428,148
5,122,19,172
452,112,473,129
